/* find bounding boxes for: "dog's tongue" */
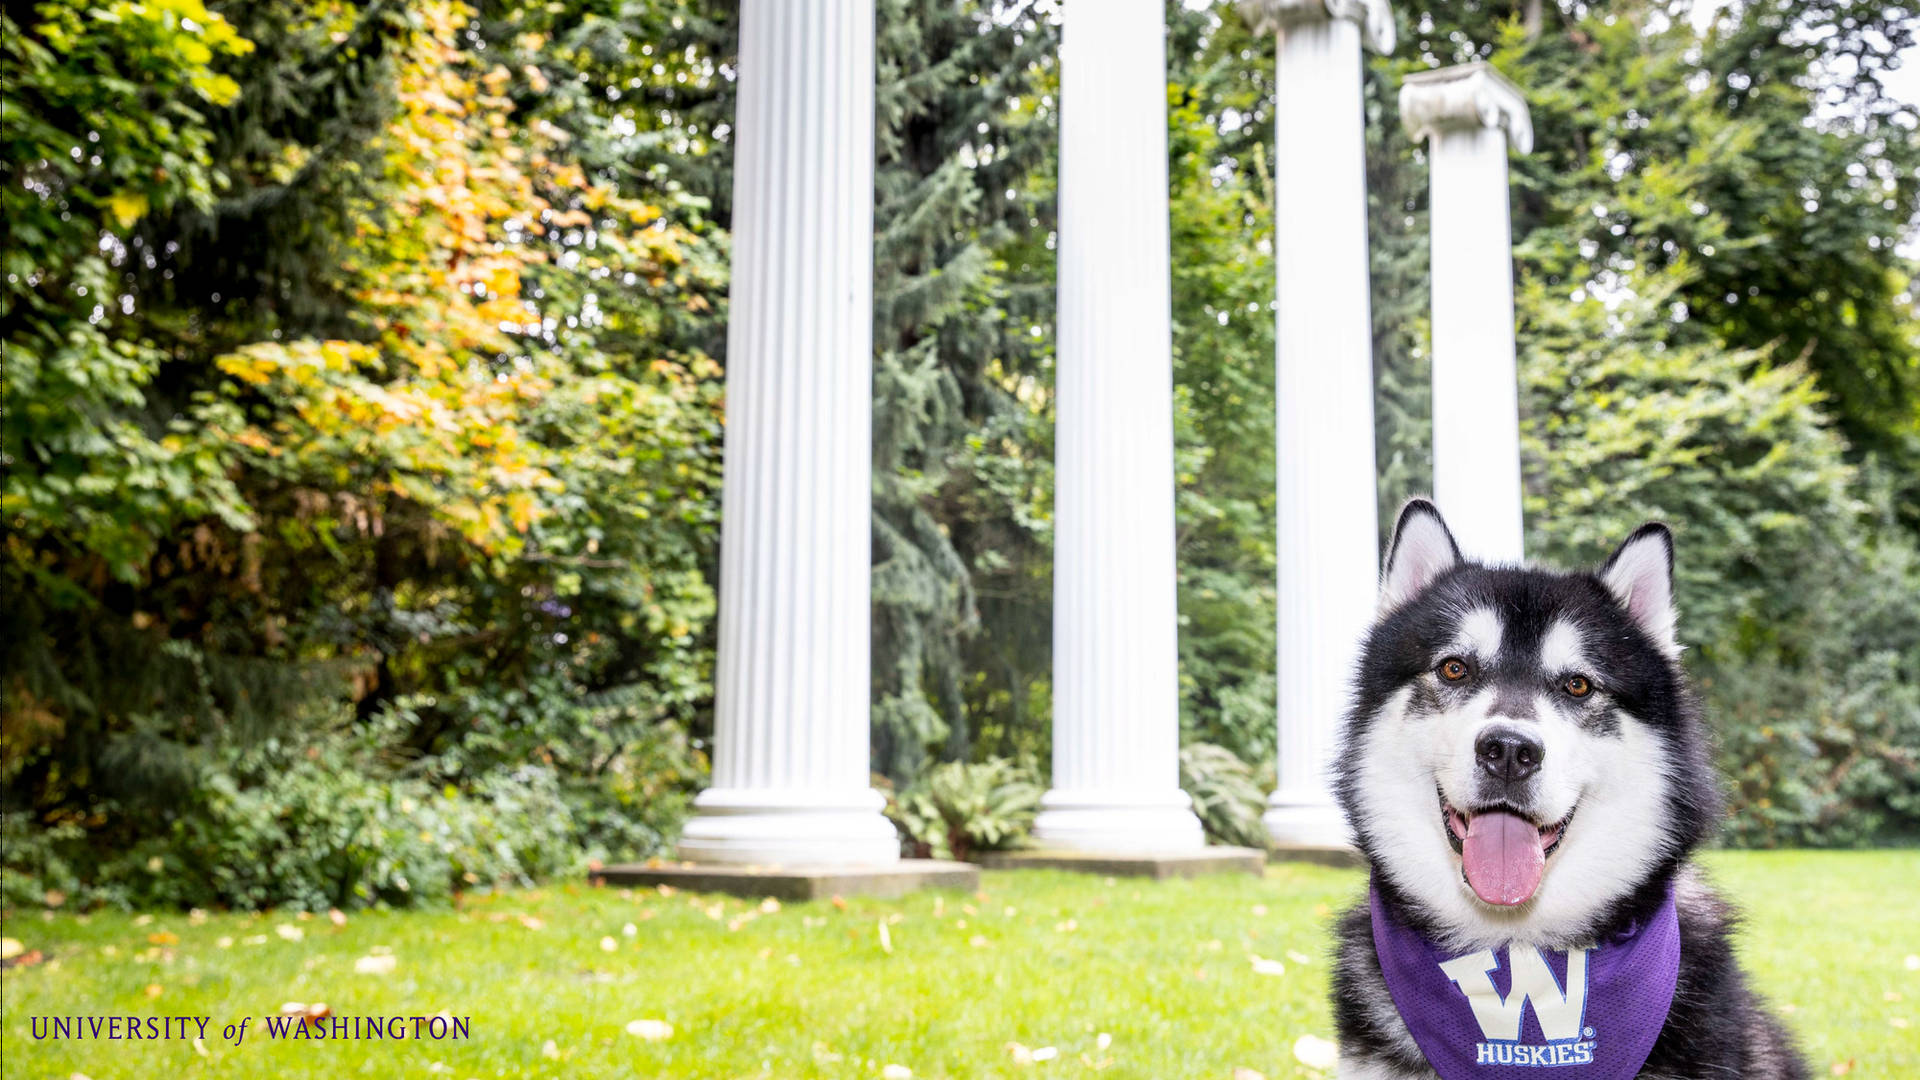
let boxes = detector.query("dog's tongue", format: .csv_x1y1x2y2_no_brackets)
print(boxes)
1462,810,1545,906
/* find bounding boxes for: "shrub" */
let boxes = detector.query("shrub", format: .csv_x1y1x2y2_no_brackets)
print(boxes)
2,713,586,912
887,758,1042,861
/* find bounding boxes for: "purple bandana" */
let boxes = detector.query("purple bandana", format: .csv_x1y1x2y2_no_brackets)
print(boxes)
1369,880,1680,1079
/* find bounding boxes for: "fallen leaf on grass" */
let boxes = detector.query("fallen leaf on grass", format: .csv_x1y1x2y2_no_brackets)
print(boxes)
600,936,618,953
626,1019,673,1041
276,925,303,942
542,1039,561,1060
519,915,545,931
354,954,398,975
623,922,638,937
1232,1069,1266,1080
831,895,848,910
1286,950,1313,965
329,909,347,927
1032,1047,1058,1062
1293,1034,1338,1070
1249,955,1286,977
215,937,234,949
882,1065,912,1079
1,938,23,960
878,920,893,954
969,934,990,948
1006,1043,1034,1065
1906,954,1920,972
3,948,46,969
759,898,781,914
1831,1060,1855,1076
148,931,179,946
192,1037,208,1057
144,984,163,998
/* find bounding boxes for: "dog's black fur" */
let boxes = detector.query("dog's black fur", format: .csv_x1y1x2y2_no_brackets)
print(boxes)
1327,500,1809,1079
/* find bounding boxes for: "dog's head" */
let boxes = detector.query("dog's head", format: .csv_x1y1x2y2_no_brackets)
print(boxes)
1336,499,1718,946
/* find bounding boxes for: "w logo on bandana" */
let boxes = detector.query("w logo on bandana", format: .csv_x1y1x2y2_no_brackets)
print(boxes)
1368,882,1681,1079
1438,945,1595,1066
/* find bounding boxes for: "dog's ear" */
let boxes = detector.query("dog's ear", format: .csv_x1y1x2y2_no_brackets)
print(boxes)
1600,522,1679,656
1380,499,1461,612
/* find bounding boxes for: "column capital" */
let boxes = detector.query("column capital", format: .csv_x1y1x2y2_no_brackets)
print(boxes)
1238,0,1395,54
1400,61,1533,154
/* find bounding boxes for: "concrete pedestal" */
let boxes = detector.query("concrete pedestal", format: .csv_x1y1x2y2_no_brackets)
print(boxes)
593,859,978,901
976,847,1267,879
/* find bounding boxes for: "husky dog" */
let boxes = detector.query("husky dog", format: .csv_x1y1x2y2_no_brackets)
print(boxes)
1330,500,1807,1079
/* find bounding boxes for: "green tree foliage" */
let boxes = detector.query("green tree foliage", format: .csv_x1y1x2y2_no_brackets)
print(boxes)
868,0,1058,780
3,0,729,906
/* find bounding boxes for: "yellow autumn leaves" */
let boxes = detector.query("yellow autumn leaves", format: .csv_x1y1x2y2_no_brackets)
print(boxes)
210,0,695,558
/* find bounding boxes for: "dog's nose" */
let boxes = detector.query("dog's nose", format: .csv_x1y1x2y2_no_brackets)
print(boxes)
1475,727,1544,783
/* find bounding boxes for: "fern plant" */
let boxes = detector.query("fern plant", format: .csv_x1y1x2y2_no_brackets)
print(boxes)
1180,742,1270,850
887,758,1042,862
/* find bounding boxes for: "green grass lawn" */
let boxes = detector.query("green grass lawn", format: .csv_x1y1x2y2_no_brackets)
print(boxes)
2,850,1914,1079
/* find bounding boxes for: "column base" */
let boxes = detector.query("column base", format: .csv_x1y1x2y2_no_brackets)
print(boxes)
1029,788,1205,854
675,786,901,866
1262,791,1355,850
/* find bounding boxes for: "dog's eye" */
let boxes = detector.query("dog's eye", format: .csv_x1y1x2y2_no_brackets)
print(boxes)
1564,674,1593,698
1438,657,1471,682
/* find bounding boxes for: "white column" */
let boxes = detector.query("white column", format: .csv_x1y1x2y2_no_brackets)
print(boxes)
676,0,897,866
1240,0,1393,849
1030,0,1204,854
1402,62,1531,564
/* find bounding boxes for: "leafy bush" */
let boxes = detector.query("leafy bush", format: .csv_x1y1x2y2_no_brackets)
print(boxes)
1179,742,1271,850
2,714,588,912
887,758,1042,861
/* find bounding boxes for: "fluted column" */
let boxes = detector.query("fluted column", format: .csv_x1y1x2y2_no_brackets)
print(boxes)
1403,62,1531,564
1241,0,1393,849
1030,0,1204,854
676,0,896,866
